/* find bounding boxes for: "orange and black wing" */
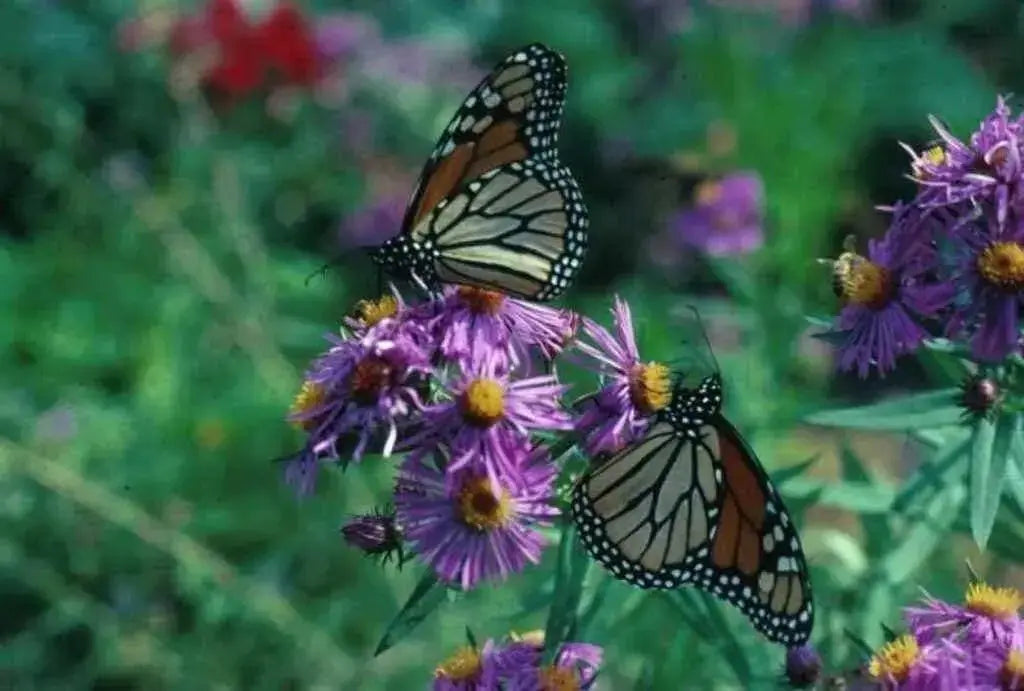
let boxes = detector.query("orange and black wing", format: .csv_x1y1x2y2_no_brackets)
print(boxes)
571,418,814,645
400,43,568,233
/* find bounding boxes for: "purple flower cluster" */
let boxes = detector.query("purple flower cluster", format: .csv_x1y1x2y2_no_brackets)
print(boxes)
827,96,1024,375
287,284,611,589
432,631,602,691
865,581,1023,689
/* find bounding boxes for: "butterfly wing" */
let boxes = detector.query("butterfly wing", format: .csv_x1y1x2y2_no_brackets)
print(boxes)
571,419,814,645
401,43,569,233
407,158,586,300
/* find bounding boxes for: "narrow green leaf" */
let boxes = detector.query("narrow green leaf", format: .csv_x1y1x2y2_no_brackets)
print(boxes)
779,478,894,513
465,626,477,648
892,431,971,513
771,455,818,486
882,483,966,584
542,524,589,661
970,415,1015,549
805,389,961,430
374,571,449,657
1006,422,1024,513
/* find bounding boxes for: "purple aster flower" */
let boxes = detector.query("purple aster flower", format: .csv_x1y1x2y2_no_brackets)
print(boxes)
573,295,669,455
492,632,603,691
868,634,966,690
906,96,1024,225
284,327,432,494
946,205,1024,361
906,582,1023,648
432,639,501,691
429,285,578,370
785,643,823,688
965,635,1024,691
313,11,378,64
340,507,403,563
417,350,571,487
394,446,558,589
668,172,764,256
827,203,954,377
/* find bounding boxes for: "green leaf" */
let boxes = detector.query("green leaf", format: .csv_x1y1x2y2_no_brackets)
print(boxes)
892,430,971,514
881,483,966,585
374,571,449,657
542,524,590,661
970,415,1016,549
805,389,962,430
771,455,818,486
1007,423,1024,513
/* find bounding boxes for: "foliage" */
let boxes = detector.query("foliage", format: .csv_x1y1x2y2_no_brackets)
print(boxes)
3,0,1024,689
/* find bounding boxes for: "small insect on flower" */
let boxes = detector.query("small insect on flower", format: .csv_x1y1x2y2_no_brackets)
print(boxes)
573,295,670,455
823,205,953,377
957,374,1002,422
394,447,559,589
340,507,404,565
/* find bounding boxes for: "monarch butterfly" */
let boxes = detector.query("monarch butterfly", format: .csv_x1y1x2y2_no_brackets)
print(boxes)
571,373,814,645
369,43,588,302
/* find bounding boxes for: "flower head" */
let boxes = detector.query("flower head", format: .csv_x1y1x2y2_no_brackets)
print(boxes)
340,508,403,563
908,96,1024,224
668,172,764,256
430,285,578,369
958,374,1002,422
868,634,965,690
284,327,431,494
573,296,669,455
947,207,1024,361
828,204,954,377
491,632,603,691
394,448,558,589
907,582,1023,648
417,352,571,487
433,640,500,691
784,643,823,688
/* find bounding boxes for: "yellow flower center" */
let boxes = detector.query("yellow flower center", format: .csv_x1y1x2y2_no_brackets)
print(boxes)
913,146,946,178
352,295,398,327
434,645,481,681
460,378,506,427
628,362,671,414
289,380,326,430
1002,649,1024,691
349,356,394,405
457,285,506,315
694,180,721,206
539,665,580,691
833,252,892,309
977,242,1024,292
868,635,920,683
457,476,513,531
965,582,1023,620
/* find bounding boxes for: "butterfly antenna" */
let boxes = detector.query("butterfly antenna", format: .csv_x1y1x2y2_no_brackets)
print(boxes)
685,304,721,375
305,249,355,287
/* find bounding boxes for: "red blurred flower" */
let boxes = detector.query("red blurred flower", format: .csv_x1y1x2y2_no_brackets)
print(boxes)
164,0,319,98
258,3,319,86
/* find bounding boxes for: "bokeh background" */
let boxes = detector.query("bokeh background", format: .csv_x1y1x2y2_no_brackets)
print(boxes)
4,0,1024,688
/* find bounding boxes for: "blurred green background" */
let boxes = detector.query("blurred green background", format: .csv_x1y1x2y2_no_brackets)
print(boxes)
3,0,1024,688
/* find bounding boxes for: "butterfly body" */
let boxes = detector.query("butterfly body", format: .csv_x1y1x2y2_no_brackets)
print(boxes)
370,43,588,301
571,374,814,645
